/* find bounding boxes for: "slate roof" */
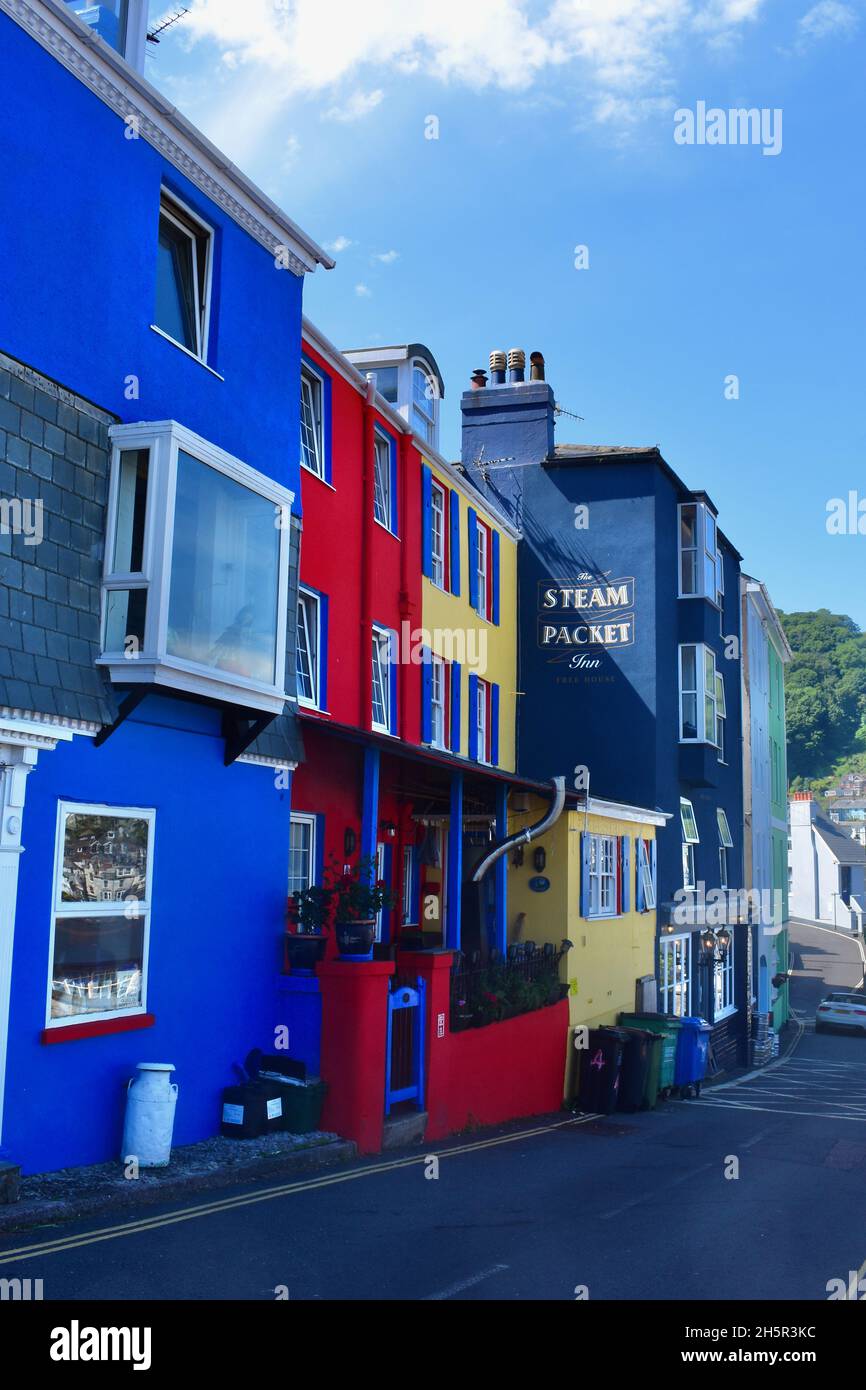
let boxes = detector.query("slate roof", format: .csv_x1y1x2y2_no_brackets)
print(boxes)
0,351,117,727
813,813,866,865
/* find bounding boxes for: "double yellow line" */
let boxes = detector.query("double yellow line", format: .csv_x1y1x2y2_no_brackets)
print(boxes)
0,1114,598,1266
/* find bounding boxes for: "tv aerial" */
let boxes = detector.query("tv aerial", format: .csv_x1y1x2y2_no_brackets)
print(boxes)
147,7,190,44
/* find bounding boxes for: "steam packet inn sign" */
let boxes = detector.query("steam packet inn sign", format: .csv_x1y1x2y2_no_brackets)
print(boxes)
538,577,635,666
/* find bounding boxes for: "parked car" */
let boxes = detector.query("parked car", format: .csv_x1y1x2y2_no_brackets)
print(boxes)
815,992,866,1035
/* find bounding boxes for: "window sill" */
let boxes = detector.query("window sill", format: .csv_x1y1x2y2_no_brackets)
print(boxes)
97,656,288,716
373,517,400,541
713,1006,737,1023
149,325,225,381
300,462,336,491
42,1013,156,1044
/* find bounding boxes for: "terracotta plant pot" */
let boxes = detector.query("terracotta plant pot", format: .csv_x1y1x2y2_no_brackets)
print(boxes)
335,919,376,960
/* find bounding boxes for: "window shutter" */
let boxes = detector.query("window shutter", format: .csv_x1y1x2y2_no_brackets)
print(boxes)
449,489,461,595
650,839,657,905
450,660,461,754
621,835,630,914
468,673,479,761
389,435,398,533
635,837,644,913
389,640,398,734
580,833,591,918
467,507,478,610
314,814,326,886
490,682,500,765
319,592,329,711
491,529,500,625
421,464,433,577
421,646,432,744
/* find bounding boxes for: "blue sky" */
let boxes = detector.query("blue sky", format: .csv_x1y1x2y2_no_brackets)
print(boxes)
150,1,865,625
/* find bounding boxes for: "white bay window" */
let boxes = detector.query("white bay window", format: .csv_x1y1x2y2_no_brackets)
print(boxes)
101,422,292,714
679,643,722,747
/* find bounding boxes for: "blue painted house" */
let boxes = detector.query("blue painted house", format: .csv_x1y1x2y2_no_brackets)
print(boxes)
461,352,749,1071
0,0,331,1173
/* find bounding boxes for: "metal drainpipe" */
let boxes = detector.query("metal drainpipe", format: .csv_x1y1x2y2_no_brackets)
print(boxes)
360,379,376,730
471,777,567,882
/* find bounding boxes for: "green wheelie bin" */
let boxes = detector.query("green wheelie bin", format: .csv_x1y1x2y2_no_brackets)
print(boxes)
618,1013,680,1099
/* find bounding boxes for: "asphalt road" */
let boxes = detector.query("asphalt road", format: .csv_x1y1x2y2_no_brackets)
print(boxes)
2,920,865,1302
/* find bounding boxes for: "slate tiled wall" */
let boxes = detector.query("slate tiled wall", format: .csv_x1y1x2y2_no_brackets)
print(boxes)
0,349,116,726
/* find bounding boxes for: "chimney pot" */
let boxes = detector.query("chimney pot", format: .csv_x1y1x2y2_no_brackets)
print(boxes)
489,350,507,386
529,351,545,382
507,348,525,384
470,368,488,390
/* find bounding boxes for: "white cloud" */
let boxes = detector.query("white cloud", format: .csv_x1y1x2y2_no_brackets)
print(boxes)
355,283,373,297
374,250,399,263
797,0,859,42
280,133,301,170
182,0,773,147
323,89,385,122
324,235,354,253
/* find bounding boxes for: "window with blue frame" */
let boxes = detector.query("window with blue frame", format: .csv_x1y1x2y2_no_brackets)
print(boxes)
636,836,657,911
467,508,500,623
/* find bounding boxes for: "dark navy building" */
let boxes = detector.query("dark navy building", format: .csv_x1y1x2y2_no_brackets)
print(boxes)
461,352,748,1070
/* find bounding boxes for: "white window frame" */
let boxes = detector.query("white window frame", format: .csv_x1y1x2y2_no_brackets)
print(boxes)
679,643,720,746
588,833,619,918
45,801,155,1031
638,837,656,910
659,934,691,1017
677,500,722,606
715,671,727,761
430,479,446,589
288,812,317,897
714,926,736,1020
402,844,417,925
476,520,489,621
300,366,325,479
373,432,392,530
372,625,393,734
719,845,729,890
475,677,489,764
411,361,437,446
374,841,386,942
717,807,734,849
153,192,213,365
100,420,292,715
296,587,321,709
681,797,699,893
431,654,447,750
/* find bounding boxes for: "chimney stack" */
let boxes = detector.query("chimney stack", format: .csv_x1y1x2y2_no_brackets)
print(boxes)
507,348,525,384
789,791,816,827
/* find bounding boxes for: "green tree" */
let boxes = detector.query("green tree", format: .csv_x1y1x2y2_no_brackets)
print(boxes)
779,609,866,782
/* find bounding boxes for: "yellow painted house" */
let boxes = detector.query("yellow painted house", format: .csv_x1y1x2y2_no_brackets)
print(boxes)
420,450,518,772
508,794,670,1095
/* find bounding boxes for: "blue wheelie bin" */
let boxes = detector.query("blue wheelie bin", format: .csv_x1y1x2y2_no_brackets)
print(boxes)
675,1016,713,1096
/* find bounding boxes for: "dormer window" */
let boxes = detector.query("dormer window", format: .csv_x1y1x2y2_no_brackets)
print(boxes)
412,363,437,445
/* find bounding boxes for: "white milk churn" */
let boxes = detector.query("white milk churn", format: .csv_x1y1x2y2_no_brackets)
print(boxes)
121,1063,178,1167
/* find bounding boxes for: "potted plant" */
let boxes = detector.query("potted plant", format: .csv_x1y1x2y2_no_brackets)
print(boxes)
331,856,395,961
284,884,331,973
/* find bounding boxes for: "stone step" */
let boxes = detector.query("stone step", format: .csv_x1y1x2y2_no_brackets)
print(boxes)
382,1110,428,1150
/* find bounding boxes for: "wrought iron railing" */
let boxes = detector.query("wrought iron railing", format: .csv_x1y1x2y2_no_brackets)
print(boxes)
449,941,571,1032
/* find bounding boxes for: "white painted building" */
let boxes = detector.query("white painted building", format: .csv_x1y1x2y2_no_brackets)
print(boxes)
788,792,866,932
